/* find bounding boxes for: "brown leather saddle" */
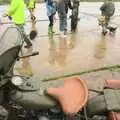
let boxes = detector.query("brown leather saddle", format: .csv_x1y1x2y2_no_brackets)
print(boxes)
46,77,88,115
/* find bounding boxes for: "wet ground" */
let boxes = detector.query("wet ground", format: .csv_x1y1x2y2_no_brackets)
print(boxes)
0,2,120,81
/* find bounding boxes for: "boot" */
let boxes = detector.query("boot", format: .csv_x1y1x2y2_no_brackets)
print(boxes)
24,35,32,49
48,26,55,35
51,26,55,33
48,26,52,35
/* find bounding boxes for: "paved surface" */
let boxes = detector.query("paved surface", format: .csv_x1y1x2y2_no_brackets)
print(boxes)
0,3,120,96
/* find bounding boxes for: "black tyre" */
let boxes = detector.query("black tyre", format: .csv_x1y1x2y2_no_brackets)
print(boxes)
87,95,107,117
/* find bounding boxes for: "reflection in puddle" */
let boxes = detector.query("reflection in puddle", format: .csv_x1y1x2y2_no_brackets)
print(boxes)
56,37,68,66
94,34,107,59
48,34,56,65
48,35,68,66
69,32,77,49
15,47,33,76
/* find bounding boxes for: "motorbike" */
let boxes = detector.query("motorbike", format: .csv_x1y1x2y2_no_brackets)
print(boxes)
0,25,90,120
87,79,120,120
2,18,119,120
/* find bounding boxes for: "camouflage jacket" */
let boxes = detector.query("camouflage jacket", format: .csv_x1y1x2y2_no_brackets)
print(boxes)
100,1,115,17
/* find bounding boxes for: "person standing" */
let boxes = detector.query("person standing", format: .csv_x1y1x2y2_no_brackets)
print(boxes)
100,0,115,33
45,0,57,34
57,0,73,37
3,0,32,48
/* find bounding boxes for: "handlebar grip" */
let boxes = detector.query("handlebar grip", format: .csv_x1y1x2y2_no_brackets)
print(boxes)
18,51,39,59
31,51,39,56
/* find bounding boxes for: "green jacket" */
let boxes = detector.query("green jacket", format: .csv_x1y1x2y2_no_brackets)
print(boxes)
7,0,26,24
27,0,36,9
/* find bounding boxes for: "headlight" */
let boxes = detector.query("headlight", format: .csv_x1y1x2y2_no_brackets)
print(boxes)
11,76,24,86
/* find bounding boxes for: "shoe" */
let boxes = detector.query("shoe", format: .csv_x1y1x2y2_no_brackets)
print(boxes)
48,26,52,35
29,30,37,40
31,15,36,21
63,35,67,38
77,17,80,21
48,26,55,34
59,32,64,37
60,33,67,38
64,30,67,35
102,31,107,36
52,30,55,33
108,26,117,32
24,44,32,49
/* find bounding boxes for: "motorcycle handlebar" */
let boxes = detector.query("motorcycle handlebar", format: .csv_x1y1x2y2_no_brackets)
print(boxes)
18,51,39,59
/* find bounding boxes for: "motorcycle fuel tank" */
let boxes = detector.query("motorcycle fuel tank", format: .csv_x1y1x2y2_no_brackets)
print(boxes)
10,76,64,109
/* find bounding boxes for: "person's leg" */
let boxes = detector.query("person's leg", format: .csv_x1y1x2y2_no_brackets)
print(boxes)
59,13,64,32
63,13,67,35
105,16,110,27
29,9,36,21
48,14,54,34
16,24,32,48
49,15,54,27
58,13,65,37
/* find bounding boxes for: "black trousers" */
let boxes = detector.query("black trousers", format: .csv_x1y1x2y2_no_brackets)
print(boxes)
48,13,55,27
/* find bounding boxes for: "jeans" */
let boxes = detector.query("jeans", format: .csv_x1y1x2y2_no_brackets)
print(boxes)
58,13,67,32
16,24,32,46
58,1,67,32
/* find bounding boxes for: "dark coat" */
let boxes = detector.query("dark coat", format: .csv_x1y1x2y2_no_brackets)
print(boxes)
57,0,73,15
100,1,115,17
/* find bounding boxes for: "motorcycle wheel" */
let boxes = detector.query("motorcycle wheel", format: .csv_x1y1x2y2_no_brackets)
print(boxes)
87,95,107,117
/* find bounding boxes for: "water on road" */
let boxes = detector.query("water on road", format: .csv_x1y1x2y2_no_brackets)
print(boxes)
0,2,120,80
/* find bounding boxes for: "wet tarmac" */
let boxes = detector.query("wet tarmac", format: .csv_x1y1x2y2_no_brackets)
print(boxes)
0,2,120,80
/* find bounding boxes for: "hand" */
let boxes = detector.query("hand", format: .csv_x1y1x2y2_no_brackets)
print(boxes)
2,13,8,17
